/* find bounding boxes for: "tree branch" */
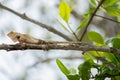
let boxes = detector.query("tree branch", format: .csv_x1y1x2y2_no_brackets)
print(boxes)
0,43,120,55
0,3,72,41
79,0,105,41
95,14,120,23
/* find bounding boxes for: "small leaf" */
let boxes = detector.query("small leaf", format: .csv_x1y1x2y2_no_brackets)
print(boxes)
83,52,95,60
112,38,120,49
101,67,110,75
116,35,120,38
56,59,70,75
87,31,104,44
105,7,120,16
102,52,118,62
59,1,71,23
77,14,90,30
95,78,105,80
69,68,77,75
67,74,80,80
103,0,118,7
78,59,93,80
89,5,96,14
90,0,97,6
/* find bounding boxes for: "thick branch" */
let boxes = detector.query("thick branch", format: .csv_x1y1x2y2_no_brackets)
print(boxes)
0,43,120,55
0,3,72,41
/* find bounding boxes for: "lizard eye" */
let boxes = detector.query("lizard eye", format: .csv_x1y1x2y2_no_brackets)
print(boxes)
16,35,20,39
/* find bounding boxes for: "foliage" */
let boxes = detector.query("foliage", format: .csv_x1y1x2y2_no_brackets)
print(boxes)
59,1,71,23
87,31,104,44
56,59,80,80
77,14,90,30
56,59,70,75
56,0,120,80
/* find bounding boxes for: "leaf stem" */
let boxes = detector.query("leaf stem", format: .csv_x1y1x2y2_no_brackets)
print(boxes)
67,23,79,41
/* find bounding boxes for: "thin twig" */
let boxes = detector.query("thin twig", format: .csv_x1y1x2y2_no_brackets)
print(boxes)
95,14,120,23
79,0,105,41
0,43,120,56
67,24,79,40
28,56,84,68
0,3,73,41
29,54,114,68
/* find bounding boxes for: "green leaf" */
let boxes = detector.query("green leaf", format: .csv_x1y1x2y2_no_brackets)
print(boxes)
59,1,71,23
87,31,104,44
101,67,110,75
77,14,90,30
105,7,120,16
56,59,70,75
116,35,120,38
78,59,93,80
101,52,117,62
56,18,70,32
90,0,97,6
69,68,77,75
105,37,120,62
83,52,95,60
89,5,96,14
67,74,80,80
95,78,105,80
103,0,118,7
115,76,120,80
112,38,120,49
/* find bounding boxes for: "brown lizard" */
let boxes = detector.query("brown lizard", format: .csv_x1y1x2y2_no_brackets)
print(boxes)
7,31,48,44
7,31,71,44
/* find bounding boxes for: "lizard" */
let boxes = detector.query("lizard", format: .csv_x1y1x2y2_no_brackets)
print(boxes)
7,31,72,44
7,31,47,44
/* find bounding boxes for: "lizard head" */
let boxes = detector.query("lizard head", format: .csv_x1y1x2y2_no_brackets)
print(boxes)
7,31,21,42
